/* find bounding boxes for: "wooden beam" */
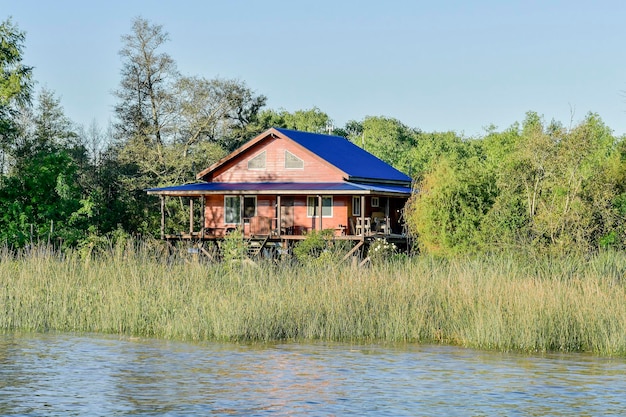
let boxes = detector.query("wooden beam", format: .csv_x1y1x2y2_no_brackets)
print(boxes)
159,197,165,240
341,240,364,262
239,195,244,232
200,244,214,261
360,195,365,236
277,195,282,237
385,197,390,233
201,195,205,236
189,198,194,234
318,195,323,231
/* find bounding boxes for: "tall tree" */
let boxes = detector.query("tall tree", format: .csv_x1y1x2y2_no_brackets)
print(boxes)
114,17,178,160
10,88,80,163
0,88,87,247
112,17,180,234
0,18,33,173
174,76,266,153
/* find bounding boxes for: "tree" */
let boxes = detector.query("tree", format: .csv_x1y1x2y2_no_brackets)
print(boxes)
405,111,626,255
0,88,87,247
350,116,419,174
114,17,178,156
112,17,180,234
112,18,271,235
405,147,497,255
256,107,330,135
174,75,266,153
10,88,80,164
0,18,33,173
484,112,622,252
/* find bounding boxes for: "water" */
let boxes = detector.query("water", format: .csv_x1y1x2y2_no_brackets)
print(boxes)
1,332,625,416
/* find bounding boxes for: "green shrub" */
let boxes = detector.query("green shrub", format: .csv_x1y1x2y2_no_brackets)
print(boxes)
293,229,343,265
367,238,397,264
220,228,247,263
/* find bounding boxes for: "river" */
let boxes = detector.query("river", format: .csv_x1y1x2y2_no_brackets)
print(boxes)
0,332,625,416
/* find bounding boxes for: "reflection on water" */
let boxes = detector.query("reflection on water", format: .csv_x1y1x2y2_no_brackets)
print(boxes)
1,332,625,416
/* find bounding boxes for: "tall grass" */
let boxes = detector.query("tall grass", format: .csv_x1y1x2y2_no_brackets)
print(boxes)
1,242,626,355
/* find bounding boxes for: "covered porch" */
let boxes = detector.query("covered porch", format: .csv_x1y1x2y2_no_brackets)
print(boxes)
147,182,411,243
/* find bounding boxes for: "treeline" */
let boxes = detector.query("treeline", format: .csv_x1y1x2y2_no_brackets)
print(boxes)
1,17,625,255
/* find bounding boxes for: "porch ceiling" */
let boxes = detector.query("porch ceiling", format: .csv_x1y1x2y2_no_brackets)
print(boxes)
146,181,412,197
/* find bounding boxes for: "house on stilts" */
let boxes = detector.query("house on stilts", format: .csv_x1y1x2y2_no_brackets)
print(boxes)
146,127,413,260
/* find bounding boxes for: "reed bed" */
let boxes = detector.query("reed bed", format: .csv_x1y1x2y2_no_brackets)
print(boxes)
1,243,626,355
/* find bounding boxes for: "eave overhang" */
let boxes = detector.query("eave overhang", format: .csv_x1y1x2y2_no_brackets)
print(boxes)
146,181,413,198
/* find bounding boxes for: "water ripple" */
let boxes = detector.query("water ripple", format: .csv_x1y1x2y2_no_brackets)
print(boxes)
0,333,625,416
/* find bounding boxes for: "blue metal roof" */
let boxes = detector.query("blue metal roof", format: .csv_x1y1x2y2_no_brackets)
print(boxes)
274,128,412,184
147,181,412,196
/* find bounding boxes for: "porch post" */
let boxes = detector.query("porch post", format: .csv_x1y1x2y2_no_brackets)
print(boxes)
160,195,165,240
360,195,365,235
277,195,282,236
189,198,194,234
239,195,244,233
385,197,390,234
318,195,323,231
201,195,205,236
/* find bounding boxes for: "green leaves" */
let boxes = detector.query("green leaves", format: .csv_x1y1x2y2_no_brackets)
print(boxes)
405,112,626,255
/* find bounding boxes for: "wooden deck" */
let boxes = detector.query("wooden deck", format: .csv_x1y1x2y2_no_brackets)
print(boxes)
164,231,408,244
163,230,411,264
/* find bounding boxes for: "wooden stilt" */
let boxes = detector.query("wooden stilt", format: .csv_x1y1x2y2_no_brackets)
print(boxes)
277,195,282,237
189,199,194,234
201,195,205,237
341,240,364,262
160,196,165,240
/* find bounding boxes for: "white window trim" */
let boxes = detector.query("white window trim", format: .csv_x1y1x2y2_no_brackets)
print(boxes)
225,196,257,224
307,195,333,218
224,196,240,224
371,196,379,207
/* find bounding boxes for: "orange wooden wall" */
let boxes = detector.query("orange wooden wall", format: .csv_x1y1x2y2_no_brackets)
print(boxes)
200,133,388,235
203,195,351,233
211,136,345,183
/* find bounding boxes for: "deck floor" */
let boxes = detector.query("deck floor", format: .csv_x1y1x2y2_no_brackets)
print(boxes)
165,232,408,243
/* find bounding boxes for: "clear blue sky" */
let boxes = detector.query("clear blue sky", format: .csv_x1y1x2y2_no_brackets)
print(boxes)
3,0,626,137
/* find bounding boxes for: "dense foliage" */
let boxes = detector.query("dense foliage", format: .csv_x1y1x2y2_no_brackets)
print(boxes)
404,112,626,255
2,16,626,256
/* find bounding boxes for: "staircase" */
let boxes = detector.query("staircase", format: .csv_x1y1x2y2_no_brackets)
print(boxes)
247,236,270,258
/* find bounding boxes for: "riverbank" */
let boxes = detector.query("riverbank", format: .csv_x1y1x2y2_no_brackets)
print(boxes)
2,244,625,355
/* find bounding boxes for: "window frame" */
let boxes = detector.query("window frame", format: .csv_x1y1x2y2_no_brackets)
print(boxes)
247,150,266,170
284,150,304,169
243,196,257,220
352,196,361,217
224,196,241,224
224,195,258,224
307,195,333,218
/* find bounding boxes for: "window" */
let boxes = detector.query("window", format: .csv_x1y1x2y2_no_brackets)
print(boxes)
243,196,257,219
247,151,266,170
352,196,361,217
307,196,333,217
225,196,257,224
371,196,379,207
224,196,240,224
285,150,304,169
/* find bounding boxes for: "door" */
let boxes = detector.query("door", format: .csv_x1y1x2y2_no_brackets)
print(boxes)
280,197,294,234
